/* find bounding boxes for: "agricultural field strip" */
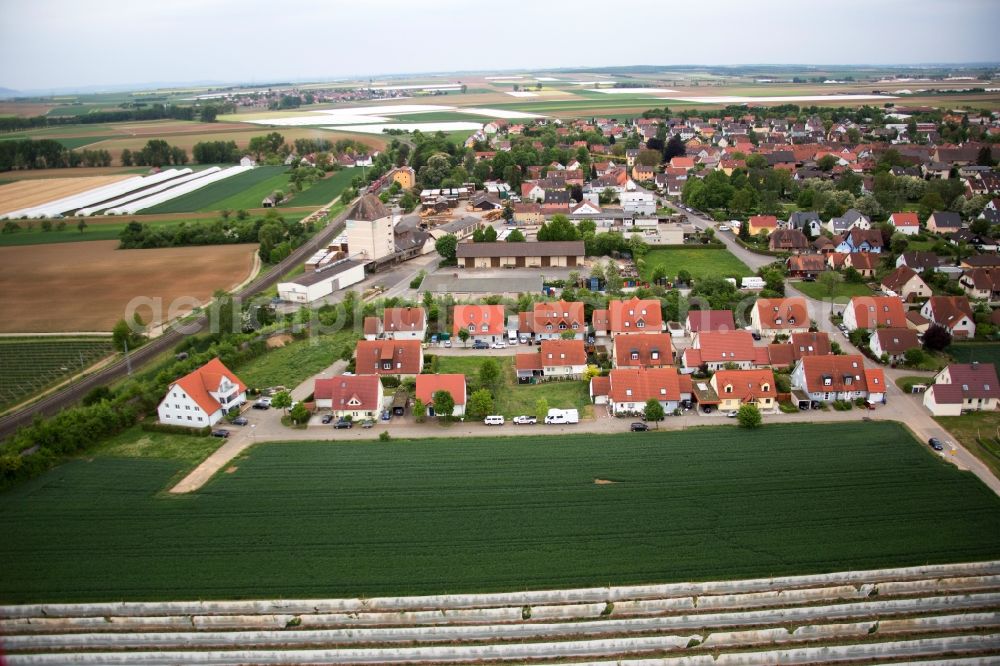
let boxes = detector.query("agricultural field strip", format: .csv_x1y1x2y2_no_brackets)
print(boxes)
7,635,1000,666
76,167,220,215
240,103,545,127
6,563,997,619
0,338,115,411
104,166,252,215
8,610,1000,651
0,175,131,216
142,166,286,214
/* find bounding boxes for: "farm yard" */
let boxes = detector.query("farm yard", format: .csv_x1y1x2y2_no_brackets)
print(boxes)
1,422,999,602
0,337,115,412
0,240,257,333
640,247,753,282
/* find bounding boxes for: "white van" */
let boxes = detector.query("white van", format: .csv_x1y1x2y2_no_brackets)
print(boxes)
484,415,505,426
544,408,579,424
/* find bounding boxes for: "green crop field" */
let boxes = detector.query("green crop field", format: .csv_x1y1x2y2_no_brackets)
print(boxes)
948,342,1000,370
284,168,356,207
142,166,289,214
0,337,115,411
641,247,753,281
2,422,999,603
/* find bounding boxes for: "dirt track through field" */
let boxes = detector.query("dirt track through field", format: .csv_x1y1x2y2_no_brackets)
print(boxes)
0,240,257,333
0,176,132,215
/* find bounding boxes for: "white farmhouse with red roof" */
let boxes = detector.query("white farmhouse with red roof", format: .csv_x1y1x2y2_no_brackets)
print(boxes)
157,358,246,428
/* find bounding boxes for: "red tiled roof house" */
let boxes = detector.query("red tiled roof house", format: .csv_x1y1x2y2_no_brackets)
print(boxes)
314,374,384,418
157,357,247,428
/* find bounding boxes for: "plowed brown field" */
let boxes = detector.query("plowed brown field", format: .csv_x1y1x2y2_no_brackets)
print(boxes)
0,241,256,332
0,176,133,215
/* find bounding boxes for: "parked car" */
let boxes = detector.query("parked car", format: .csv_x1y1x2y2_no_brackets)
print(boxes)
928,437,944,451
321,414,334,424
381,410,391,421
630,422,649,432
750,332,762,341
484,415,505,426
334,418,353,429
211,429,230,438
702,405,713,414
257,397,272,406
718,225,729,232
360,419,375,428
726,410,738,418
491,341,507,349
231,416,248,426
513,415,536,425
518,334,530,344
443,339,452,348
472,340,489,350
252,402,270,410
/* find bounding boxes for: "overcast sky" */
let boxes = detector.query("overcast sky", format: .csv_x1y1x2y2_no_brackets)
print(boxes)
2,0,998,92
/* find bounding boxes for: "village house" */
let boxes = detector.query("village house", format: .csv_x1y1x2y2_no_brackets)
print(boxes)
766,331,833,369
842,296,907,331
888,211,921,236
157,358,247,428
314,374,384,419
750,297,810,337
825,209,870,235
684,309,737,336
606,297,664,338
769,228,810,253
926,210,963,233
683,330,758,371
786,254,827,278
843,252,880,278
960,268,1000,301
524,339,588,380
920,296,976,339
415,374,467,417
613,333,675,368
747,215,778,236
790,355,886,405
590,367,693,415
453,304,506,344
519,300,586,341
355,339,423,376
896,251,941,272
834,228,883,253
711,369,777,413
880,266,931,301
923,362,1000,416
786,211,823,237
869,328,921,363
382,307,426,340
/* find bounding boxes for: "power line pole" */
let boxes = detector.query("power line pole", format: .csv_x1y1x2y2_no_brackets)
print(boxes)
123,339,132,377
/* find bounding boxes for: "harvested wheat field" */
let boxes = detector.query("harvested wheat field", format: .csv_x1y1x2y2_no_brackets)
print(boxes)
0,241,256,333
0,176,132,215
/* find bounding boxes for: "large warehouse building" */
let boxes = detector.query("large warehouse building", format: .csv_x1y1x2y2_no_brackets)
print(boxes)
455,241,586,268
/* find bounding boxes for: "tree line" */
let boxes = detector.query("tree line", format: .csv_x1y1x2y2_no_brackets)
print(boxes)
0,104,204,134
0,139,111,171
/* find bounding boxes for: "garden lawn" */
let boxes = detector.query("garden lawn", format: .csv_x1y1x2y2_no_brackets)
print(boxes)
2,422,1000,603
641,247,752,281
436,354,603,419
936,411,1000,481
234,330,359,390
793,280,873,301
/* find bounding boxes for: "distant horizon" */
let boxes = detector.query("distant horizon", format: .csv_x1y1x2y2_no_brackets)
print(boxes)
3,61,999,97
2,0,998,92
